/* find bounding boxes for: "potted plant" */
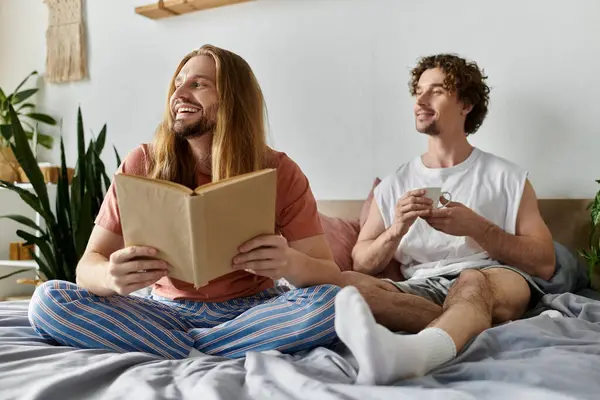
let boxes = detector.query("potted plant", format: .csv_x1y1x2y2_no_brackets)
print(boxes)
0,71,56,183
0,103,121,284
579,180,600,291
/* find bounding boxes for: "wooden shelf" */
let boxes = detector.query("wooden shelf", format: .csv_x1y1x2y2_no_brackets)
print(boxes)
135,0,253,20
0,260,37,269
0,183,33,190
0,182,58,191
0,295,33,301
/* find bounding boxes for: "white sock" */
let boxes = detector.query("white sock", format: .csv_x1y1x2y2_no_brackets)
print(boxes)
541,310,564,319
335,286,457,385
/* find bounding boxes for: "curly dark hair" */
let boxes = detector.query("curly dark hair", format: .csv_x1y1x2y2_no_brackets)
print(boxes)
409,54,490,135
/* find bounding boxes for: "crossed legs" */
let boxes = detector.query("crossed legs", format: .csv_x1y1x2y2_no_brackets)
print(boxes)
334,268,531,384
337,271,443,333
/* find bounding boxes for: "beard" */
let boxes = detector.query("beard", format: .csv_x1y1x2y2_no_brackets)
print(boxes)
416,120,440,136
172,105,217,139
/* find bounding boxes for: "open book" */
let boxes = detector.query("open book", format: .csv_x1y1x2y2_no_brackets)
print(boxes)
114,168,277,288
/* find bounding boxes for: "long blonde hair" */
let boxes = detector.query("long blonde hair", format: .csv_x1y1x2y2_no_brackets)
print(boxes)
149,45,267,186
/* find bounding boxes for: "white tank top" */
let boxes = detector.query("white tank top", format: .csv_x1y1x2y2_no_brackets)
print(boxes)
374,147,527,279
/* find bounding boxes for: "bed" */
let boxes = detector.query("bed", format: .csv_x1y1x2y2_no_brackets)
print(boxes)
1,199,600,400
2,289,600,400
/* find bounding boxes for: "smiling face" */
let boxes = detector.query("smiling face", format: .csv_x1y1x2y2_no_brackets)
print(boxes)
413,68,471,136
169,55,219,139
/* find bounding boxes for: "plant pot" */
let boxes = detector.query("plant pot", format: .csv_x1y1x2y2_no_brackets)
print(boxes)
0,146,19,183
16,278,44,287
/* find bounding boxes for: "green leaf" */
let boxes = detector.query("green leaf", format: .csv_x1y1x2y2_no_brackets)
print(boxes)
0,268,31,281
76,107,86,201
17,102,35,112
85,140,97,203
70,172,81,232
0,214,43,233
101,170,111,192
591,193,600,227
50,216,78,281
45,140,78,278
56,137,73,251
113,145,122,166
6,104,52,214
0,124,11,141
13,71,38,95
0,180,47,219
11,88,38,105
92,151,106,214
74,191,93,258
25,131,53,149
38,134,53,149
16,229,58,280
0,87,6,102
26,113,57,126
30,252,53,282
95,124,107,154
96,161,111,192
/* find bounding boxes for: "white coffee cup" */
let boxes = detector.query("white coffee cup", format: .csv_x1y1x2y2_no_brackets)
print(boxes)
422,187,452,208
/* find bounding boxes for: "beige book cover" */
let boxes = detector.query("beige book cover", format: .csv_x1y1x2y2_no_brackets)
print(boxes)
114,168,277,288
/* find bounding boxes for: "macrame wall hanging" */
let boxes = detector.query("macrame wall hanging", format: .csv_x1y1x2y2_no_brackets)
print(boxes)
44,0,88,83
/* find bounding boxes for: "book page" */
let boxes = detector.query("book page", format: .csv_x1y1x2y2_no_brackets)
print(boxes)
188,169,277,287
192,168,275,194
119,173,194,195
114,174,195,284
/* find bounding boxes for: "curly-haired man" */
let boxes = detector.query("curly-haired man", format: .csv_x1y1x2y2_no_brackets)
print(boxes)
333,54,556,385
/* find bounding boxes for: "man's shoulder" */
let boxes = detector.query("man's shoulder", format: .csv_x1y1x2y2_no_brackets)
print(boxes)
374,160,416,201
476,148,527,175
266,147,309,175
380,158,417,185
266,147,291,168
118,143,152,176
265,147,309,186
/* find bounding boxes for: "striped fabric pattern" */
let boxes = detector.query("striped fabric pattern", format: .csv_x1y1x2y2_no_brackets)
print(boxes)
28,280,340,359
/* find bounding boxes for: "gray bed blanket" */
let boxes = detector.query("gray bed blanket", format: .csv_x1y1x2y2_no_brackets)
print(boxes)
1,291,600,400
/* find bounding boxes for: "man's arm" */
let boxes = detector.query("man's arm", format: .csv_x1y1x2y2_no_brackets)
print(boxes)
233,233,342,287
471,179,556,280
76,226,123,296
76,225,169,296
285,235,342,287
352,189,433,275
352,199,403,275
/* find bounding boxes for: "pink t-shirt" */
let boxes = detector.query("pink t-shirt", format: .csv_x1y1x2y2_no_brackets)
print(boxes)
95,144,323,302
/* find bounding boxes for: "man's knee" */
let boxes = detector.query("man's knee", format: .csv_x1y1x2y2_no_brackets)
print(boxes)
445,269,493,312
450,269,490,296
482,268,531,322
29,280,69,331
492,298,528,323
31,280,73,304
29,281,81,322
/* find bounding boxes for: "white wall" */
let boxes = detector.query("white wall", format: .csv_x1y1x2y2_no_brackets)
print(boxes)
1,0,600,202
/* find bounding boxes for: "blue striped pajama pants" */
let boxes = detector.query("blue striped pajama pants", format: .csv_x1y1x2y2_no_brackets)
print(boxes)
27,280,340,359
